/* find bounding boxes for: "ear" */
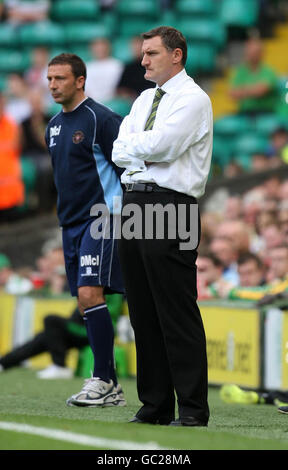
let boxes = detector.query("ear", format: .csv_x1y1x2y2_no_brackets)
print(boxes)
76,75,85,90
172,48,183,65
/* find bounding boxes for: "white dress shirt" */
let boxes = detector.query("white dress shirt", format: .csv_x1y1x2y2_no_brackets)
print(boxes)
112,69,213,198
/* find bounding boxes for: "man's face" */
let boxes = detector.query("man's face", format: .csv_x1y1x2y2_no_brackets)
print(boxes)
269,247,288,279
197,257,221,285
141,35,179,86
47,63,84,109
238,260,263,287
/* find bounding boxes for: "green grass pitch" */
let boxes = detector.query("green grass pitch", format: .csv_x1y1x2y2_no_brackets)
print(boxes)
0,369,288,450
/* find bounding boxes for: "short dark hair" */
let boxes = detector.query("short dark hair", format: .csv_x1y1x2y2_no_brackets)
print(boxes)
238,252,264,270
198,247,224,269
142,26,187,66
48,53,87,89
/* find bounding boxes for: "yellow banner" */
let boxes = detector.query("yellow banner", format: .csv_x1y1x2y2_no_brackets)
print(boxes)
201,304,261,388
281,311,288,389
0,292,15,355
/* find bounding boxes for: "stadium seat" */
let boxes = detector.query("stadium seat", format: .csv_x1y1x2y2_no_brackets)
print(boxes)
0,74,7,91
0,50,31,73
68,45,93,63
214,114,251,136
118,19,160,38
212,135,233,169
103,97,132,117
220,0,259,28
19,21,66,47
64,22,111,44
254,114,288,136
50,0,99,21
233,133,269,156
112,37,134,64
46,101,62,117
177,18,226,50
0,23,20,48
175,0,216,17
116,0,161,19
186,43,217,74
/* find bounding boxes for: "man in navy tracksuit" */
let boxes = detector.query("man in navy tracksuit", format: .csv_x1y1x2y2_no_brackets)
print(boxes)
45,53,125,407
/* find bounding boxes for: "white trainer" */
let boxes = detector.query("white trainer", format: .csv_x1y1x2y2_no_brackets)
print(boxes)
36,365,73,379
115,384,127,407
66,378,118,407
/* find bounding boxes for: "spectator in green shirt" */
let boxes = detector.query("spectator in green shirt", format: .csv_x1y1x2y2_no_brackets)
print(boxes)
229,38,279,115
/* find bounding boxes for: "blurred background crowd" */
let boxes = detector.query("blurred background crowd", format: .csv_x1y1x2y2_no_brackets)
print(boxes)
1,0,288,305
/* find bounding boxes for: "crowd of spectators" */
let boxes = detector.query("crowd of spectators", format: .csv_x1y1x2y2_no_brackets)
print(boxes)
0,232,69,296
197,175,288,302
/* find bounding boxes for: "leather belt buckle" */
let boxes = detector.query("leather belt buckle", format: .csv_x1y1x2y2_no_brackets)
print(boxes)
125,183,134,192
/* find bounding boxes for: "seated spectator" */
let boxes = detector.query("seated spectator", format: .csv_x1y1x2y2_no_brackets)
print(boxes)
251,153,272,172
209,237,240,285
85,37,124,103
0,91,24,221
5,73,31,123
220,245,288,300
4,0,50,25
229,37,279,115
196,248,233,300
266,127,288,164
223,195,243,221
214,219,251,255
20,89,51,157
0,253,33,294
116,36,154,101
24,46,51,107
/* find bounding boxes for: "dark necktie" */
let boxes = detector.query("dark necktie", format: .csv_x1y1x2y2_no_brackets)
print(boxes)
144,88,166,131
126,88,166,175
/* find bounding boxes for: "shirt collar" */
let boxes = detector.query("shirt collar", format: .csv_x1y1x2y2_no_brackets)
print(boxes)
157,69,192,95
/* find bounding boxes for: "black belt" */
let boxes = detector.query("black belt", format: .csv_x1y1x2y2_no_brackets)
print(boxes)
125,182,176,193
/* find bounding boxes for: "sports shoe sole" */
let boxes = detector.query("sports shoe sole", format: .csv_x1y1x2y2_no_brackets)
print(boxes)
66,391,127,407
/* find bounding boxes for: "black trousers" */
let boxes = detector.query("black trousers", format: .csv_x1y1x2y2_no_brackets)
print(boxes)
118,190,209,424
0,314,88,369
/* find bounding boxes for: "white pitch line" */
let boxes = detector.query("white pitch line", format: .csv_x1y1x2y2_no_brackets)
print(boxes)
0,421,167,450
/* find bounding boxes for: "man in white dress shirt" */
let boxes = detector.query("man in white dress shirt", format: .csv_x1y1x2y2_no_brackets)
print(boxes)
112,26,213,427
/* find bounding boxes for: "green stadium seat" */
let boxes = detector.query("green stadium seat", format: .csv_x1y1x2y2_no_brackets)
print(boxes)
276,78,288,118
19,21,66,47
220,0,259,27
51,0,99,21
175,0,216,17
112,37,134,64
0,23,20,48
0,74,7,91
186,43,217,74
118,19,160,38
214,114,251,136
177,18,226,49
64,23,111,44
103,97,132,117
254,114,288,136
234,154,252,170
46,101,62,117
0,49,31,73
212,135,233,169
233,133,268,156
68,45,93,63
116,0,161,19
